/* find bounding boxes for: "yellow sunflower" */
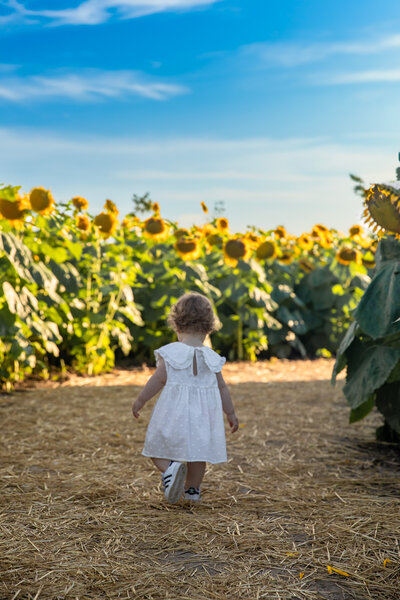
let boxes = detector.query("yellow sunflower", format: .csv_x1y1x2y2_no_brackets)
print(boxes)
311,226,333,248
216,217,229,233
362,252,376,269
320,231,334,249
72,196,89,211
277,248,297,265
175,238,202,261
349,224,371,248
174,228,190,239
223,238,251,267
0,195,28,227
201,201,208,214
299,258,314,272
244,232,260,250
274,226,287,240
205,232,223,249
143,216,169,241
297,233,314,251
201,224,215,238
104,199,119,215
336,245,361,265
363,183,400,236
94,212,118,237
256,239,276,260
29,187,55,215
349,224,363,237
152,202,160,215
76,215,90,232
313,223,330,233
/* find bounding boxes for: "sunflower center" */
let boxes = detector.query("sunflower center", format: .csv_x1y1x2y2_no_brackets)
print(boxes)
0,198,25,220
256,240,276,259
145,217,165,234
94,212,116,233
338,247,357,262
77,215,90,231
176,239,197,254
30,188,53,212
225,239,246,259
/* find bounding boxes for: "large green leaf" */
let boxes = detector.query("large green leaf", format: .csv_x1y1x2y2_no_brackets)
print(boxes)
30,261,59,292
331,320,360,383
0,231,36,283
117,304,144,326
111,323,133,355
276,305,309,335
39,243,69,263
355,261,400,338
349,395,375,423
309,286,337,311
2,282,29,319
376,382,400,433
48,260,81,293
0,232,58,290
248,286,276,310
343,338,400,409
387,361,400,383
0,304,17,336
64,240,83,261
375,236,400,267
349,274,371,291
272,284,305,308
307,266,338,288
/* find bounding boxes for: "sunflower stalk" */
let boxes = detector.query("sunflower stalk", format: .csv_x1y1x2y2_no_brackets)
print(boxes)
237,316,243,361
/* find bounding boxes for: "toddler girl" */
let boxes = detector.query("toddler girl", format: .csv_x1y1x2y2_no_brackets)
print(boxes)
132,292,239,504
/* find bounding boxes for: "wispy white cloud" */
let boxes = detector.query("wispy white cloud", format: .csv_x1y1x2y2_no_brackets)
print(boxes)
317,69,400,85
0,68,188,101
0,126,395,233
0,0,220,26
238,34,400,68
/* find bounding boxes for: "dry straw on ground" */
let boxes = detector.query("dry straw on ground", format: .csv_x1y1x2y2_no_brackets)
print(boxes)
1,359,400,599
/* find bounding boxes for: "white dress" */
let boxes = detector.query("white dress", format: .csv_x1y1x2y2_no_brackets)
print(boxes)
142,342,227,464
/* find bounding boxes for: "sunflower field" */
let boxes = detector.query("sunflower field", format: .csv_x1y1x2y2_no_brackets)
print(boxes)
0,180,381,389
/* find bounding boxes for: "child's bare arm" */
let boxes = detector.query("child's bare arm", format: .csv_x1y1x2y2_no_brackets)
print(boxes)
132,358,167,418
216,372,239,432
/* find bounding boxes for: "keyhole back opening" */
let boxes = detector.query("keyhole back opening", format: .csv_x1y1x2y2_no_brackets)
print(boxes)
192,350,198,376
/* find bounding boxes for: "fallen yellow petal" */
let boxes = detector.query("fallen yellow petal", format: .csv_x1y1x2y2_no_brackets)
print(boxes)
383,558,392,568
286,552,299,556
327,565,350,577
239,424,246,428
299,572,304,579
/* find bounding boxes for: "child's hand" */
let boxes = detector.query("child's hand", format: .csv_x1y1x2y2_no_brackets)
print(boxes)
227,412,239,433
132,398,145,419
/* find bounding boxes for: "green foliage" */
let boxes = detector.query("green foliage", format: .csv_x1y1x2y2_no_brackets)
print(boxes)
0,181,377,388
332,237,400,441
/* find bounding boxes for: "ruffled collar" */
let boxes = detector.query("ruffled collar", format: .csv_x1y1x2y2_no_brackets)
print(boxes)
155,342,226,372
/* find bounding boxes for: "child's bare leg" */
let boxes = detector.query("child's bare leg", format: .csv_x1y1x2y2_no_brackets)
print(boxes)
185,462,206,488
151,457,171,472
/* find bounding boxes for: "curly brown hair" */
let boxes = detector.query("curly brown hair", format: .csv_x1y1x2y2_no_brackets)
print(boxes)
167,292,220,335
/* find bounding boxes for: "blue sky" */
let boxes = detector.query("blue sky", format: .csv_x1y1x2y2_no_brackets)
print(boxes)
1,0,400,233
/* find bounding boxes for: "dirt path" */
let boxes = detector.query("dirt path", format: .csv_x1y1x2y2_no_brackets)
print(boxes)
1,359,399,599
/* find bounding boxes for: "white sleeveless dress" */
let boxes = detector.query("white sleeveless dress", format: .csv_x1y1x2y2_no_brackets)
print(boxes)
142,342,227,464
